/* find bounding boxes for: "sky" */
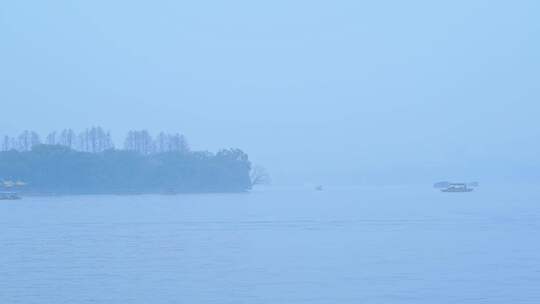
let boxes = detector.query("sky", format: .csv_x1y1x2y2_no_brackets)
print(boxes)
1,0,539,185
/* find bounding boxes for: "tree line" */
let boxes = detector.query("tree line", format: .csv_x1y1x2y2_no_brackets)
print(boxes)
0,127,270,193
0,145,253,194
1,127,189,155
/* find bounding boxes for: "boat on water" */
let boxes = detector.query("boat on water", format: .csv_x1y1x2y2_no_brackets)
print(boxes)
0,192,21,200
315,185,323,191
441,183,473,193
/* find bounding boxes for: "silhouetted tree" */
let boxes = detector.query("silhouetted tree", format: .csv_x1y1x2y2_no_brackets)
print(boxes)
17,131,31,151
86,126,112,153
250,165,270,187
1,136,9,151
0,145,253,193
46,131,57,145
16,131,41,151
10,137,17,151
168,133,189,153
124,130,154,155
155,132,169,153
58,129,76,150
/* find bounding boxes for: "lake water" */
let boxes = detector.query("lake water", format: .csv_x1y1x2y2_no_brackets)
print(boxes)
1,186,539,303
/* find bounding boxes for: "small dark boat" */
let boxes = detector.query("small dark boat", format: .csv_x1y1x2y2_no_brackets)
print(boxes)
315,185,323,191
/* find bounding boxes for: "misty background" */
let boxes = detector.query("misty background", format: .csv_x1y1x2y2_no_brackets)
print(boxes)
1,1,539,186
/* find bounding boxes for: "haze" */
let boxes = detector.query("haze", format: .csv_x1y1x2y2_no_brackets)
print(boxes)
1,1,539,185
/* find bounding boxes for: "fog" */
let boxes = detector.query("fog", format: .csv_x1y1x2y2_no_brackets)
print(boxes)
1,1,539,186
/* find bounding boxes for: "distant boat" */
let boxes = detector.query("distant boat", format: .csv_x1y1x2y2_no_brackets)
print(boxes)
441,183,473,193
0,192,21,200
315,185,323,191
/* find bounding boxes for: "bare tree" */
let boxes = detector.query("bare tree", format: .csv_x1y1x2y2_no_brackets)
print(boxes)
29,131,41,148
250,165,270,187
140,130,154,155
168,133,189,153
178,134,189,153
59,129,76,149
1,136,9,151
152,132,190,154
124,130,154,155
46,131,57,145
76,129,89,152
15,131,41,151
124,131,135,152
104,131,114,151
155,132,169,153
17,131,30,151
89,127,98,152
0,129,194,156
10,137,17,151
17,130,39,151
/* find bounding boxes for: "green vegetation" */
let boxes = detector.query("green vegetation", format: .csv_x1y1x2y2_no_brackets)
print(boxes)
0,145,254,194
0,128,270,194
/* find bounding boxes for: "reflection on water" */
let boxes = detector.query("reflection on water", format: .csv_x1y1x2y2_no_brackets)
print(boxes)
1,186,540,303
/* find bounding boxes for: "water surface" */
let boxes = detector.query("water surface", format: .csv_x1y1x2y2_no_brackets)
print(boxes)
1,186,539,303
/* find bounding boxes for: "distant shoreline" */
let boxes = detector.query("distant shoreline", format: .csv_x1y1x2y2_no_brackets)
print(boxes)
1,145,254,194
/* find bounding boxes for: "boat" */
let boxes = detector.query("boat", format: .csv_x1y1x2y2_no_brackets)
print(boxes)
315,185,323,191
441,183,473,193
0,192,21,200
